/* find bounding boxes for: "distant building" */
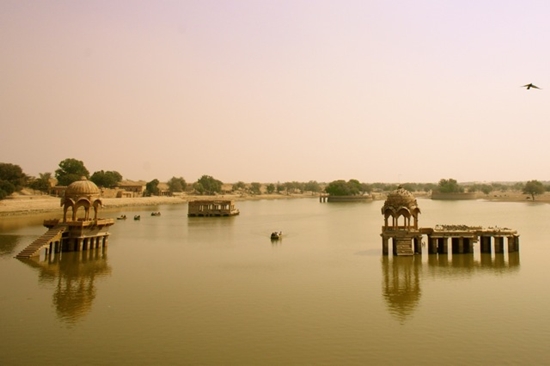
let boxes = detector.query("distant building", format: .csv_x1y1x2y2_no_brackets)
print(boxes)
117,180,146,197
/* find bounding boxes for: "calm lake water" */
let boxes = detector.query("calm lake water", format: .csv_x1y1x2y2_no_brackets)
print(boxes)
1,198,550,365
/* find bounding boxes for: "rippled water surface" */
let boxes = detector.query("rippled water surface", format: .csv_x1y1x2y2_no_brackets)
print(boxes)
1,198,550,365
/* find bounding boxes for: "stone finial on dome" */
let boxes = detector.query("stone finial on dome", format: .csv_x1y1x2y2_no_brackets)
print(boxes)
381,186,420,214
65,177,101,198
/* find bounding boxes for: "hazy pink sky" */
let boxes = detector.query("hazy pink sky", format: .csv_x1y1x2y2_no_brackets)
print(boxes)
2,1,549,183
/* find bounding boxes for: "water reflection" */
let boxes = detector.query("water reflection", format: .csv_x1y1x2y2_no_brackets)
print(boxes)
382,253,520,322
425,252,520,278
0,235,20,257
18,249,112,324
381,256,422,324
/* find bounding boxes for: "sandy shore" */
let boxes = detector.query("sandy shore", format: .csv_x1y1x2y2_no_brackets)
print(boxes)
0,193,320,217
1,190,548,217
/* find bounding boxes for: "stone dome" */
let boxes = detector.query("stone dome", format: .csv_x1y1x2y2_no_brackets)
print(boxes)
64,177,100,198
382,187,420,213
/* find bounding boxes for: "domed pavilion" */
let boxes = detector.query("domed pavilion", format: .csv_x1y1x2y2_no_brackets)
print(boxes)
16,177,115,258
61,177,103,222
381,186,422,256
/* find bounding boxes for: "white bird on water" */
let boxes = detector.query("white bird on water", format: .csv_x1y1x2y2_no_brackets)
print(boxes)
523,83,541,90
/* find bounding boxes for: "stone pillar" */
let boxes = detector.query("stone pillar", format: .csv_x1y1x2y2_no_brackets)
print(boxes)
438,238,448,254
494,236,504,253
507,236,515,252
508,235,520,252
414,237,422,254
480,236,491,254
428,237,438,254
452,237,464,254
463,238,473,253
382,237,389,256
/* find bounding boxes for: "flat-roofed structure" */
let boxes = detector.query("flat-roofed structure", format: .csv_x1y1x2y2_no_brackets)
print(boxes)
381,187,519,256
188,200,240,217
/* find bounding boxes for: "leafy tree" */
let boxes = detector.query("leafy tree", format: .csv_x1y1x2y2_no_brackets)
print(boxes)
511,182,523,191
90,170,122,188
0,163,27,190
480,184,492,195
348,179,362,194
29,172,52,193
283,181,304,194
266,183,275,194
0,180,15,200
232,181,246,192
144,179,160,196
360,183,373,194
522,180,545,200
249,182,262,195
194,175,223,195
168,176,187,193
55,158,89,186
325,180,348,196
304,180,321,193
436,178,464,193
325,179,363,196
423,183,437,193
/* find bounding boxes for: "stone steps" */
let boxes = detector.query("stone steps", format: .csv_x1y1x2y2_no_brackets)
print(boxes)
15,227,65,258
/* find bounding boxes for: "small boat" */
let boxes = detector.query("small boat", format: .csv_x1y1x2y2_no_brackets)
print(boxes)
270,231,282,240
134,215,141,220
117,215,127,220
151,212,161,216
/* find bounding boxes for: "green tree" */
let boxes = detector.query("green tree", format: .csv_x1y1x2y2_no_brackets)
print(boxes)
90,170,122,188
325,179,363,196
0,180,16,200
168,176,187,193
232,181,246,192
266,183,275,194
194,175,222,195
283,181,304,194
360,183,373,194
480,184,492,195
304,180,321,193
55,158,89,186
29,172,52,193
145,179,160,196
0,163,27,190
249,182,262,195
436,178,464,193
522,180,545,200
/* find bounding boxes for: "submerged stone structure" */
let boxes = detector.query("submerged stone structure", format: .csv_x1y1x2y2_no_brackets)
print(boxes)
381,187,422,255
188,200,240,217
16,177,114,258
381,187,519,256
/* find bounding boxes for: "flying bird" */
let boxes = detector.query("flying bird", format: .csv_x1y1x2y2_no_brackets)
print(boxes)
523,83,541,90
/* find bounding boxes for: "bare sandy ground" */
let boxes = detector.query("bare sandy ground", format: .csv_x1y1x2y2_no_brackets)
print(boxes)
0,193,320,217
1,190,548,217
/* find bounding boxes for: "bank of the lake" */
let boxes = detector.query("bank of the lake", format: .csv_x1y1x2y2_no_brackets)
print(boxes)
1,189,548,217
0,193,322,217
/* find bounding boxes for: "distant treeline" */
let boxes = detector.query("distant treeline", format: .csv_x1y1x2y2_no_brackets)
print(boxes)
0,159,547,200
